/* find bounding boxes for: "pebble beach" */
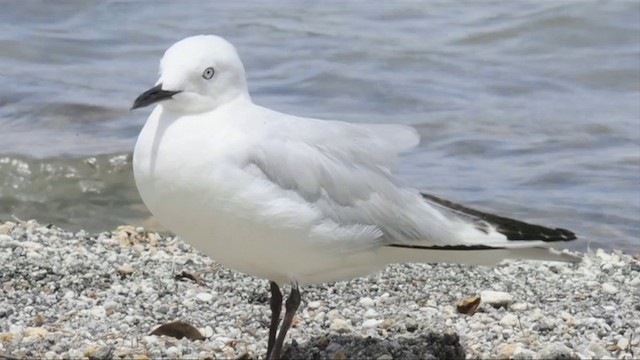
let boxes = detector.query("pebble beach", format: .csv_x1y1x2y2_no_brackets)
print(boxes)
0,220,638,360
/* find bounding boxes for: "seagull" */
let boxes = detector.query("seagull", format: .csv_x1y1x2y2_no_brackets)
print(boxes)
131,35,579,359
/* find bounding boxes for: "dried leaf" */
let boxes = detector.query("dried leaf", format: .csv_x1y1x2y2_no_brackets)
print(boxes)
175,271,205,285
34,314,45,326
150,321,205,341
605,344,620,352
381,319,395,329
315,336,330,350
456,296,481,315
333,351,346,360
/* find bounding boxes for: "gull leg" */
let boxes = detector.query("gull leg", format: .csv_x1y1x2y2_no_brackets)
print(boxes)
268,284,301,360
266,281,283,359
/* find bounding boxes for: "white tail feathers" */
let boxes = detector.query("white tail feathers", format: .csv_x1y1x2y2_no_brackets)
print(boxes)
381,245,581,267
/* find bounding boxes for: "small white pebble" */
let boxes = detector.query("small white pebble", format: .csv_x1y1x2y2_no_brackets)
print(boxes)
22,241,43,251
203,325,214,338
36,227,50,235
602,283,618,294
166,346,181,357
617,337,630,350
67,350,84,359
196,292,214,303
362,319,382,329
103,301,118,312
0,234,13,243
359,296,375,308
326,309,340,321
364,308,379,319
26,251,43,259
141,335,158,345
90,306,107,319
307,300,321,309
499,313,519,328
480,290,513,307
117,263,134,275
330,318,352,334
314,311,325,322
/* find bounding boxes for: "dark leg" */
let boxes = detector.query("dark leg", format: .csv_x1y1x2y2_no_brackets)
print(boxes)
269,284,301,360
266,281,283,359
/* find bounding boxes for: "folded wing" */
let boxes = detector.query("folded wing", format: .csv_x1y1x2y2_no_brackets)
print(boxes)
244,115,578,262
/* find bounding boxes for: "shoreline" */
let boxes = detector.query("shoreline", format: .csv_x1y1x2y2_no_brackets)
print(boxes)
0,220,638,359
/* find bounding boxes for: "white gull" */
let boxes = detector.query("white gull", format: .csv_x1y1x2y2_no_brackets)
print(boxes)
131,35,579,359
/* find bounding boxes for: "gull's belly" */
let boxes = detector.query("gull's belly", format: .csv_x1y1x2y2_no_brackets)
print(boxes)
136,175,382,285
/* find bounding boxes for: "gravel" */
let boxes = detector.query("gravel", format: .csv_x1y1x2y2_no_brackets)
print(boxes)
0,220,638,359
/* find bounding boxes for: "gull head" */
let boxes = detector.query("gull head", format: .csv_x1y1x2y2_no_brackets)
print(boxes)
131,35,249,113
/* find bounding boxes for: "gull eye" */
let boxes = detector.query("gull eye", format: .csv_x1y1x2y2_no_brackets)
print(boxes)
202,67,215,80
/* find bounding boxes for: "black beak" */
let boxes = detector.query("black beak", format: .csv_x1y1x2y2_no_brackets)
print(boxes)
131,84,181,110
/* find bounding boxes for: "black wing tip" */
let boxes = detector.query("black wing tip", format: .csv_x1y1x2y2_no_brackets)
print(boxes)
387,244,501,251
551,227,578,241
421,192,578,243
491,225,578,242
495,225,578,242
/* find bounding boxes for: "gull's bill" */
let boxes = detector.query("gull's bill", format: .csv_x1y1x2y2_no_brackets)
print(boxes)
131,84,181,110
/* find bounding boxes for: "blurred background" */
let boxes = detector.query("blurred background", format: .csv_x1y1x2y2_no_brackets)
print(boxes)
0,1,638,252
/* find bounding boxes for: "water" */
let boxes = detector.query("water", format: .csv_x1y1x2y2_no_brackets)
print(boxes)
1,1,638,252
